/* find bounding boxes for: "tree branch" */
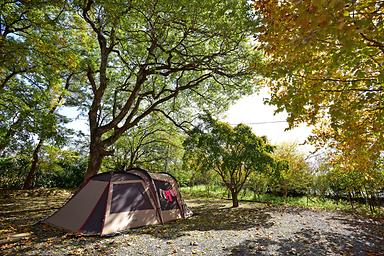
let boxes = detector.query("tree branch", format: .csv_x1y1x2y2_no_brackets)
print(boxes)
102,73,212,147
153,109,191,133
360,33,384,53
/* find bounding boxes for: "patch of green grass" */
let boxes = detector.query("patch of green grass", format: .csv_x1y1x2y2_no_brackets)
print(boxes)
180,185,228,199
180,185,383,217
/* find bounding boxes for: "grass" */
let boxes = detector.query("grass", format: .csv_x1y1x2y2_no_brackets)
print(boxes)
180,185,384,217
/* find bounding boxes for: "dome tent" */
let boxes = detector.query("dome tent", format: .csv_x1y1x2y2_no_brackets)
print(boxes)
44,168,191,235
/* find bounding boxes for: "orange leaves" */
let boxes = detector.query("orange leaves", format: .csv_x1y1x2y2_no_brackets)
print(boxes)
254,0,384,173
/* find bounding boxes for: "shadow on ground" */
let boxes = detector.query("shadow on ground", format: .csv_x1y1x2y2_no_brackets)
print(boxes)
225,217,384,256
226,230,384,256
0,189,71,237
130,199,274,239
0,194,275,255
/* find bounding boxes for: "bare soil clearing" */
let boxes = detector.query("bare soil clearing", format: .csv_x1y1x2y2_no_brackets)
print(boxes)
1,189,383,255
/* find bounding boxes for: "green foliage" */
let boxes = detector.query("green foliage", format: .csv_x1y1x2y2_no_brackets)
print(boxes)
180,184,228,199
36,146,87,188
0,156,29,189
243,142,313,199
0,148,87,189
0,1,83,189
70,0,260,179
183,116,274,207
245,172,272,199
272,143,312,197
2,0,261,186
1,0,381,203
311,154,384,214
182,184,383,217
103,113,185,174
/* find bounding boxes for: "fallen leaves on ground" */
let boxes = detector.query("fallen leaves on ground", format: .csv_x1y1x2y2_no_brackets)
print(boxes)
0,189,383,255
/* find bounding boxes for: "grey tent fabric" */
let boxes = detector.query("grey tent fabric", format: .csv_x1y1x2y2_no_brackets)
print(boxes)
44,168,191,235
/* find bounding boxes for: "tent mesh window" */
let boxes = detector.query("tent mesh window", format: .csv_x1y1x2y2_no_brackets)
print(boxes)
110,183,154,213
154,180,178,210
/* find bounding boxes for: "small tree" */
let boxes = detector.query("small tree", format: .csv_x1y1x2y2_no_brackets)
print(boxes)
184,117,274,207
246,172,270,200
272,142,311,198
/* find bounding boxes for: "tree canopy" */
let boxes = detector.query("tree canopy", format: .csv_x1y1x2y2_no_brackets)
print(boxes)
69,0,258,180
105,112,184,174
1,0,382,202
254,0,384,172
272,142,311,198
1,0,260,183
0,1,82,188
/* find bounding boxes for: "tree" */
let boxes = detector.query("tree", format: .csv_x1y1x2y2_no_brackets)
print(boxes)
72,0,258,181
2,0,259,186
22,77,74,189
0,1,33,153
245,171,271,200
1,1,81,188
322,157,384,211
254,0,384,172
184,117,274,207
182,143,217,187
272,142,311,198
36,145,87,188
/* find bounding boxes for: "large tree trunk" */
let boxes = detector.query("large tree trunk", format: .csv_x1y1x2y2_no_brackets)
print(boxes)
83,147,106,182
23,140,43,189
230,189,239,208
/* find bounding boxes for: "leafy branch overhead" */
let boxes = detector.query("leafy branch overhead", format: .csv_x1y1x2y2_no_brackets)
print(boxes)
254,0,384,170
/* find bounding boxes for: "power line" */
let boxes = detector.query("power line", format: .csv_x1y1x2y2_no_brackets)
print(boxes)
229,120,287,125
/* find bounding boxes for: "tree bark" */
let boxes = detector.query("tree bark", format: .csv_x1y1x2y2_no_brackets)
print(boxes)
231,189,239,208
348,192,354,209
283,182,288,201
23,139,43,189
83,146,106,182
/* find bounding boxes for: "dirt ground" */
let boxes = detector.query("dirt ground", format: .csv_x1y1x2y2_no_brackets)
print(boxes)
1,189,383,255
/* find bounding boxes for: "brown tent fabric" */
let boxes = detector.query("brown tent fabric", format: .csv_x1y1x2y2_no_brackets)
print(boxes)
44,168,192,235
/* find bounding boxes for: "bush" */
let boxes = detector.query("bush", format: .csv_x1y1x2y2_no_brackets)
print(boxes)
0,156,30,189
35,158,87,188
0,152,87,189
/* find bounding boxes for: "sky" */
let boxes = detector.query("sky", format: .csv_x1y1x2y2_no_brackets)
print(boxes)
59,106,88,133
221,89,314,156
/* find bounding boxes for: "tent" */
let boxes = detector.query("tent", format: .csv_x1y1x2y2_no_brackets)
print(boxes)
44,168,191,235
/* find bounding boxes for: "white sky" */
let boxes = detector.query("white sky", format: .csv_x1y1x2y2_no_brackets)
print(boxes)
59,107,89,133
221,89,314,155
